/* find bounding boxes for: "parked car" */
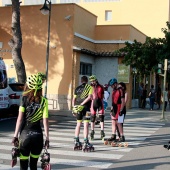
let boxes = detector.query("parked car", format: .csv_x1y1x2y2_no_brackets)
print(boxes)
8,83,24,115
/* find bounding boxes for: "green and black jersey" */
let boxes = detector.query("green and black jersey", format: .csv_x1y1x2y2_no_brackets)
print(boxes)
19,96,48,132
74,83,92,107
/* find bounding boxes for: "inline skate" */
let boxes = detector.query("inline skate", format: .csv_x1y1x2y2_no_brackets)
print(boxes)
163,141,170,150
90,130,95,140
40,149,51,170
111,135,128,147
11,147,20,167
101,130,105,140
104,134,116,145
82,139,94,152
73,137,82,150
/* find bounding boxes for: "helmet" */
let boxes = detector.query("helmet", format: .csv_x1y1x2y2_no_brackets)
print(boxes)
72,105,84,114
89,75,97,82
37,72,46,80
26,74,43,90
108,78,117,86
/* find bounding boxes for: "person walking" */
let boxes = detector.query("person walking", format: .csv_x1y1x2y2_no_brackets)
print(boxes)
105,78,125,143
89,75,105,140
12,73,49,170
72,76,94,151
148,84,156,111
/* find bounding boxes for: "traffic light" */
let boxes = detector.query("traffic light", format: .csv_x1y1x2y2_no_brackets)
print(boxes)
157,68,162,74
157,63,163,74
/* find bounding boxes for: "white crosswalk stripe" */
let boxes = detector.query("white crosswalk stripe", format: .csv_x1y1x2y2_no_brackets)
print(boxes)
0,117,165,170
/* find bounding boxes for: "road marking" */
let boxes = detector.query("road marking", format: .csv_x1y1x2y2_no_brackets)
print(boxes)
0,153,113,169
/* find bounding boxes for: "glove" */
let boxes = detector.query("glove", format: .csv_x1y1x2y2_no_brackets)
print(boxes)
12,137,19,147
44,140,50,149
119,110,123,116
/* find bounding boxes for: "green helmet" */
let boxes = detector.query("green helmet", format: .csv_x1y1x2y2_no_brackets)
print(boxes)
72,105,84,114
27,74,43,90
37,72,46,80
89,75,97,82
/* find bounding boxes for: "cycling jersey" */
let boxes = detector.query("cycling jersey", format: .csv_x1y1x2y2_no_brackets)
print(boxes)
74,83,92,108
111,88,124,120
19,96,48,132
91,83,104,114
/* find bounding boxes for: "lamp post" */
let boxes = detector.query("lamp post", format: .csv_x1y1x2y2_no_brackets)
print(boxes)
40,0,51,98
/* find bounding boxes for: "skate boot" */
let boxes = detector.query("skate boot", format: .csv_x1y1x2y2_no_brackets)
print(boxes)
82,139,94,152
90,130,95,140
40,149,51,170
73,137,82,150
11,147,20,167
113,135,128,147
164,141,170,150
104,134,116,145
101,130,105,140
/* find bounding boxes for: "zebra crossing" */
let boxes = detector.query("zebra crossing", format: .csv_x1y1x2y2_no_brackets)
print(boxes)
0,116,165,170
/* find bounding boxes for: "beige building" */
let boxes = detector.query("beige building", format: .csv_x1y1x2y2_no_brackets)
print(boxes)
0,0,169,38
0,4,146,110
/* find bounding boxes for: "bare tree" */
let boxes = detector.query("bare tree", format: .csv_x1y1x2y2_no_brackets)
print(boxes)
8,0,26,83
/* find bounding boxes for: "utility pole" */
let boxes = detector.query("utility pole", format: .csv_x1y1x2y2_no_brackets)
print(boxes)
161,59,167,120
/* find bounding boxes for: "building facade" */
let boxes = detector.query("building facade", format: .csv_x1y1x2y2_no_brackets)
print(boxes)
0,0,169,38
0,4,146,110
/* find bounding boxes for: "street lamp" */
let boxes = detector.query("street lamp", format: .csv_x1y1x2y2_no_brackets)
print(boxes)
40,0,51,98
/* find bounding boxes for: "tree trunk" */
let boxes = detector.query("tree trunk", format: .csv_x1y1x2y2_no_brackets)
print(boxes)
8,0,26,84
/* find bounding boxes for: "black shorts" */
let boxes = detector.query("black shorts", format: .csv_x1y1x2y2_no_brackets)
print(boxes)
19,130,43,159
76,105,90,121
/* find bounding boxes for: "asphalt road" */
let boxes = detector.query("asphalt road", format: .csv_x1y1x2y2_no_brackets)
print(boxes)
0,108,170,170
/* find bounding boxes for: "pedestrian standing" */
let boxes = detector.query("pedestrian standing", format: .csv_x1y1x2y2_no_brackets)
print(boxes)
12,73,49,170
89,75,105,140
72,76,94,151
163,88,168,111
103,84,110,111
148,85,156,111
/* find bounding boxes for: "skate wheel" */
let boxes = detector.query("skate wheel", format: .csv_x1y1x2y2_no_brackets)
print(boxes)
104,141,108,145
111,142,116,147
124,143,128,147
118,143,122,147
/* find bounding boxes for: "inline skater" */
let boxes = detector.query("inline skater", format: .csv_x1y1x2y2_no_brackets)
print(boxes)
12,74,50,170
89,75,105,140
72,76,94,152
104,78,126,146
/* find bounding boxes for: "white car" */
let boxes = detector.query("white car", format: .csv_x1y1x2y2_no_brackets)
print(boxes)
8,83,24,113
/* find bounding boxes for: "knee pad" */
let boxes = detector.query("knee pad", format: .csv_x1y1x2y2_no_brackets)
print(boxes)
99,115,104,122
91,114,96,122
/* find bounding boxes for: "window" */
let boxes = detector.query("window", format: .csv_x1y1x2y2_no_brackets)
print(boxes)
105,10,112,21
80,63,92,76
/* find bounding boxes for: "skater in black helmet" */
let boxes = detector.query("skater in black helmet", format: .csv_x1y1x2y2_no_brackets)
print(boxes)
72,76,94,152
12,73,49,170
